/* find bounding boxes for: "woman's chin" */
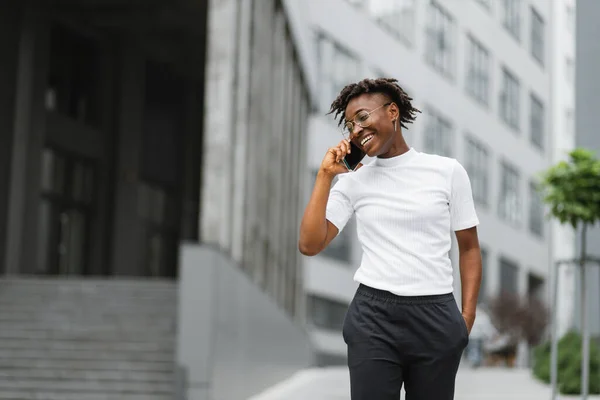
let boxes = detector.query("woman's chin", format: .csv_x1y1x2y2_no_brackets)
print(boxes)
364,143,379,157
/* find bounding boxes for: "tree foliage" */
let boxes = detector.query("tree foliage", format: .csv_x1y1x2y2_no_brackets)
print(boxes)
537,148,600,229
533,332,600,395
535,147,600,396
488,292,549,347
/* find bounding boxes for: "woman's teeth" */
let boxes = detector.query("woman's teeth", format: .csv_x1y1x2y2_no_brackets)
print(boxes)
361,135,374,146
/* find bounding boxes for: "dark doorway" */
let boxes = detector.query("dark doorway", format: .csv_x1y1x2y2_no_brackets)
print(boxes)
37,147,97,275
137,61,186,278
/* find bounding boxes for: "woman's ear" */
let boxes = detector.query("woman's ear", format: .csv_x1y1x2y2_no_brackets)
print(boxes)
389,102,400,121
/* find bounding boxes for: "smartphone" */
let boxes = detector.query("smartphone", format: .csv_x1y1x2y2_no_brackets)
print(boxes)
342,140,367,171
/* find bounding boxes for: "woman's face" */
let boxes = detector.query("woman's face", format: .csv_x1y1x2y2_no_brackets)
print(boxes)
344,93,398,158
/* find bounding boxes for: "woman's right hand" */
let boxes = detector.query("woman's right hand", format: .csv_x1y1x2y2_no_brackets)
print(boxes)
319,139,355,178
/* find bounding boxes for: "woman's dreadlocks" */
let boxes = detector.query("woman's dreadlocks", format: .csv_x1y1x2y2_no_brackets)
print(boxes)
327,78,421,130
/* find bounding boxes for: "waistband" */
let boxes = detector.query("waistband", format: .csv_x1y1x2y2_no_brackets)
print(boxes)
356,284,454,305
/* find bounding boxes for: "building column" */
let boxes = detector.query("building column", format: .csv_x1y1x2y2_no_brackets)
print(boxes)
269,7,287,306
0,1,22,274
179,87,202,243
229,0,253,265
110,42,145,276
4,2,49,275
199,0,239,252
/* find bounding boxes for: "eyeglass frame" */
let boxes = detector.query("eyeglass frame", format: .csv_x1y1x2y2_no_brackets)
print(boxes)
342,102,392,139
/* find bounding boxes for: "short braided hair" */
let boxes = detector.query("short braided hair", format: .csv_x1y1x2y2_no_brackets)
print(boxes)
327,78,420,130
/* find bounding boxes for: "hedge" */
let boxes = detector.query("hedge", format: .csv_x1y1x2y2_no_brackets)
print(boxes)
532,331,600,395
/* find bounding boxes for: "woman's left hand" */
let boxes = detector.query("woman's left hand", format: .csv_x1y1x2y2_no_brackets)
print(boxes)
462,313,475,335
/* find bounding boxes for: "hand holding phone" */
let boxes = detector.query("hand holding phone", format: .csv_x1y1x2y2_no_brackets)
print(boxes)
342,140,367,171
319,139,363,177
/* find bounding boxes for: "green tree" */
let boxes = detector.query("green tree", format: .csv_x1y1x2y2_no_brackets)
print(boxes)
537,148,600,399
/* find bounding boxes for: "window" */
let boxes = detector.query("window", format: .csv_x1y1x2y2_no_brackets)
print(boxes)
465,136,490,207
322,226,352,262
529,180,544,237
502,0,521,40
566,108,575,137
528,273,545,301
530,7,545,65
316,33,360,112
566,4,574,33
498,161,521,226
368,0,415,45
566,57,574,84
425,1,455,78
479,247,489,304
499,257,519,295
345,0,364,7
475,0,492,11
465,35,490,106
530,93,544,150
39,148,96,275
46,23,101,127
307,295,348,331
499,67,520,131
423,108,453,156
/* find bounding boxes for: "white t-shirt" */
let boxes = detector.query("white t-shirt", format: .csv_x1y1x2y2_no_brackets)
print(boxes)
325,147,479,296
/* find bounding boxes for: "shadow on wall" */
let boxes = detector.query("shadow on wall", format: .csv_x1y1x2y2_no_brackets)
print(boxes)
176,244,315,400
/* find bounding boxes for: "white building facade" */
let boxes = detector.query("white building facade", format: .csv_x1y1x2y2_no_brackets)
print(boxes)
301,0,575,364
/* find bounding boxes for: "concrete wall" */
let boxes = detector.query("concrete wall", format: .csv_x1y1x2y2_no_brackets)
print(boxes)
200,0,312,318
575,0,600,336
176,244,314,400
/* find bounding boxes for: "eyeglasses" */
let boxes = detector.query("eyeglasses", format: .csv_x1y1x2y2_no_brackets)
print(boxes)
342,102,391,139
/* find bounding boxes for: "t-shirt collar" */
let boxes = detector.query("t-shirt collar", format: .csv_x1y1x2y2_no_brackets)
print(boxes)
373,147,419,168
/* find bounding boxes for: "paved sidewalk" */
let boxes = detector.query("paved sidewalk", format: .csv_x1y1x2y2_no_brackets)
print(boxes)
250,366,600,400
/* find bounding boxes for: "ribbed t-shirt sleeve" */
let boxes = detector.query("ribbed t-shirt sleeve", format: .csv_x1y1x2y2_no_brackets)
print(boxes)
450,160,480,231
325,177,354,233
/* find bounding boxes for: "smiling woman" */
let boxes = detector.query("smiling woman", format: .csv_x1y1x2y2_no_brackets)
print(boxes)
298,78,483,400
329,78,420,158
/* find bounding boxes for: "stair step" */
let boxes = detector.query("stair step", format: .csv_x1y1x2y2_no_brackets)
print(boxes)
0,292,176,302
0,338,174,353
0,305,175,311
0,391,171,400
0,296,177,304
0,308,176,319
0,368,173,382
0,278,177,398
0,349,173,362
0,313,175,324
0,287,177,294
0,378,173,394
0,287,176,302
0,323,175,335
0,329,175,342
0,277,176,288
0,318,176,328
0,306,176,315
0,358,174,372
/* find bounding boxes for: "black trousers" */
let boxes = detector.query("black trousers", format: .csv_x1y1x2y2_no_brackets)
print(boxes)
342,284,469,400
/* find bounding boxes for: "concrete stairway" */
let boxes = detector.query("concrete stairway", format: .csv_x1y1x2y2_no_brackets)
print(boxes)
0,277,177,400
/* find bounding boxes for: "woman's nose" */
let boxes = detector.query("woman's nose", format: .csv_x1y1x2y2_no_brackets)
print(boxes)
350,124,363,138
